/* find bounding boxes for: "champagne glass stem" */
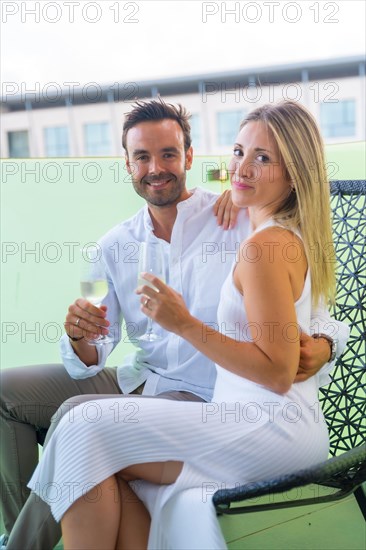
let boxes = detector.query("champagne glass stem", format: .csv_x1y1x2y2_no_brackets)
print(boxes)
146,317,154,339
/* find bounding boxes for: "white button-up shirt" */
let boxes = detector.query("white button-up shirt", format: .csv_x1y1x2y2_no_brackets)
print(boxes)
60,187,349,400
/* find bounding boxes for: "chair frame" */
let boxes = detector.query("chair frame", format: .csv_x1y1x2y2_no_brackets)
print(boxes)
213,180,366,521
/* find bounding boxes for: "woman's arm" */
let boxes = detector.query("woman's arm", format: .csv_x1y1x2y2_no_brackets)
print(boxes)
138,229,307,394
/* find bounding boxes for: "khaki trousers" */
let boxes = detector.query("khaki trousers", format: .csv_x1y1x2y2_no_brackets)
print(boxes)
0,364,204,550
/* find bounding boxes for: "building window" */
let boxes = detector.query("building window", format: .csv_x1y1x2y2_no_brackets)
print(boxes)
84,122,111,155
190,113,201,149
8,130,30,158
217,111,245,146
44,126,70,157
320,100,356,138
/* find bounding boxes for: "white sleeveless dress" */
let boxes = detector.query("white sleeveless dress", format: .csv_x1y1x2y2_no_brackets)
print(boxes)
28,220,329,549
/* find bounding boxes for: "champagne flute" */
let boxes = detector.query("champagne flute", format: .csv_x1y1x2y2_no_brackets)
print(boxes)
138,240,165,341
80,245,113,345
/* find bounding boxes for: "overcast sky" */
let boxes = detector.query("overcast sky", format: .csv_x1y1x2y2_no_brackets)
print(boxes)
1,0,365,92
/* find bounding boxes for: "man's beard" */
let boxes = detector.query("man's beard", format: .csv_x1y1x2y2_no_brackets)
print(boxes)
131,172,187,207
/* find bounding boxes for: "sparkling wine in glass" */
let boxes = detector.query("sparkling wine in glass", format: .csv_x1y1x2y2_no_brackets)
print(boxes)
80,245,113,345
138,240,165,342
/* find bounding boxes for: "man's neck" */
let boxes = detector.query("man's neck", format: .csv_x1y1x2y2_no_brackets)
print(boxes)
148,207,176,242
147,191,193,242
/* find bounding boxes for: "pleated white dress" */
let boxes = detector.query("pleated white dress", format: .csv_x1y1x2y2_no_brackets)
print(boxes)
28,221,329,549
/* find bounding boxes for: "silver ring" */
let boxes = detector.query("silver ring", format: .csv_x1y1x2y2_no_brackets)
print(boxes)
144,298,150,308
75,317,81,326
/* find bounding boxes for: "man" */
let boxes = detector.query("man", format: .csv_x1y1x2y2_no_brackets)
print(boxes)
0,99,347,549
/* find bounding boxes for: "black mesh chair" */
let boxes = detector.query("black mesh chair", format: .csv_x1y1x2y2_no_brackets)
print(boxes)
213,180,366,520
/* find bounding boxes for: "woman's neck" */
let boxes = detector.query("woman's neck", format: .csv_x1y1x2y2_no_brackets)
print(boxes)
248,207,273,231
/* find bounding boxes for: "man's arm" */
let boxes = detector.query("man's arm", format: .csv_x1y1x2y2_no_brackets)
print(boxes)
297,333,333,382
295,307,350,383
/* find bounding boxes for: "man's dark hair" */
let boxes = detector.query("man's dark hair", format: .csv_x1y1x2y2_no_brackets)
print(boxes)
122,98,192,153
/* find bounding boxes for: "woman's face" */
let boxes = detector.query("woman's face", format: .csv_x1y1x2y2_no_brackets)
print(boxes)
229,121,291,216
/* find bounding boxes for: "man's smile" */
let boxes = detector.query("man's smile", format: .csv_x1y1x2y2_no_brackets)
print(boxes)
143,177,174,189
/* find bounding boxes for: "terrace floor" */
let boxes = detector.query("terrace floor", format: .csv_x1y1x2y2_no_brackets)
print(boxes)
220,491,365,549
53,487,365,549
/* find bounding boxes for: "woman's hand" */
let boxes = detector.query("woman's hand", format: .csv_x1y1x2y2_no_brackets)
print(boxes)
136,274,194,335
213,189,241,229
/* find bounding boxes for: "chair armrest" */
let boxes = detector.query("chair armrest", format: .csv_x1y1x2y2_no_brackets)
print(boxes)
213,444,366,513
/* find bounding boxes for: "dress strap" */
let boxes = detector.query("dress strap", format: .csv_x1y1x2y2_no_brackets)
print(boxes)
252,219,302,241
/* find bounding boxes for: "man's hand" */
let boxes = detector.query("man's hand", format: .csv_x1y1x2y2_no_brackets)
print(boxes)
64,299,110,341
295,332,331,382
64,299,110,366
213,189,240,229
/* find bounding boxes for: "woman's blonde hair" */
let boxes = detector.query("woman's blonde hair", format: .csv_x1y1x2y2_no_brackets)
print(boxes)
241,100,336,306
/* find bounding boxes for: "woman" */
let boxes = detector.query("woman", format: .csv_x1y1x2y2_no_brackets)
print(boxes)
28,101,336,549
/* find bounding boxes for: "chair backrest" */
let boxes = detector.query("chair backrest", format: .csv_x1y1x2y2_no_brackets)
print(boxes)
319,180,366,456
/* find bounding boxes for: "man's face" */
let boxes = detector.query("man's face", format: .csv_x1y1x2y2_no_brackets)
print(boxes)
125,119,193,207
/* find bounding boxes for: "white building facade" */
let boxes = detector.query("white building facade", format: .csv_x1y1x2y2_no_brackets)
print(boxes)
1,56,365,158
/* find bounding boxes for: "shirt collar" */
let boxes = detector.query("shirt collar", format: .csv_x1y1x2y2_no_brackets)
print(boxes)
143,187,203,233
